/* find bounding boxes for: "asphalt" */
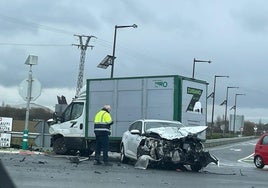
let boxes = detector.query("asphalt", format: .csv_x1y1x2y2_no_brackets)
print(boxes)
0,136,257,157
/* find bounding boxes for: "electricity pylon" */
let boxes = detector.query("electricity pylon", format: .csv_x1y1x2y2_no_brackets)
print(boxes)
73,34,96,98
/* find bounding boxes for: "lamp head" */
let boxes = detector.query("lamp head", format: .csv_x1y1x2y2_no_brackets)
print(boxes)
132,24,138,28
215,75,229,78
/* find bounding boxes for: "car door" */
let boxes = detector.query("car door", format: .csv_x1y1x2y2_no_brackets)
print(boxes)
126,121,143,158
59,102,84,135
260,135,268,164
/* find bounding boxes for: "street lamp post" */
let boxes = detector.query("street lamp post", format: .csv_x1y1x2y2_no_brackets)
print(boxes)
22,55,38,150
210,75,229,136
221,86,239,135
233,93,246,134
110,24,137,78
192,58,211,79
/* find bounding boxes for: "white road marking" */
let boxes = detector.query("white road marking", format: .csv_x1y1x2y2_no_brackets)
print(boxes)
238,153,254,163
230,148,241,151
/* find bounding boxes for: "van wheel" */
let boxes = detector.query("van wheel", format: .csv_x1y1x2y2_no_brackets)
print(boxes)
87,141,95,156
53,137,68,155
254,156,265,169
120,145,129,164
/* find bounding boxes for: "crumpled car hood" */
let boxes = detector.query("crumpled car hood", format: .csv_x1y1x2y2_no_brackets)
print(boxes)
146,126,207,140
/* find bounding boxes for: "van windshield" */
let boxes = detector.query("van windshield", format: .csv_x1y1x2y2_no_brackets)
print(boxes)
62,102,84,122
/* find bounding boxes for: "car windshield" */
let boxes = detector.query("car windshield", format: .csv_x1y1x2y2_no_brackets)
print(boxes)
144,121,183,132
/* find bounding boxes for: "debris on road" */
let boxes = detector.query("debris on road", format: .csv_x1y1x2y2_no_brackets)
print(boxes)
67,156,89,164
94,170,101,174
19,157,26,162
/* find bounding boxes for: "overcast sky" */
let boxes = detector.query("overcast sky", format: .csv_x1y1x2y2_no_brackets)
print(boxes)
0,0,268,123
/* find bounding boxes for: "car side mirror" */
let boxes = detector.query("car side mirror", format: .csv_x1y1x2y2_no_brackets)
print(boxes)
130,129,141,135
52,112,63,123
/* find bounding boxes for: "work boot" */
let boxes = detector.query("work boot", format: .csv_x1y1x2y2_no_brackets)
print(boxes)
104,162,113,166
93,160,102,165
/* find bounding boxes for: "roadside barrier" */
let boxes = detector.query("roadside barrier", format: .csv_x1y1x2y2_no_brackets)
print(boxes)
204,136,256,148
1,132,257,150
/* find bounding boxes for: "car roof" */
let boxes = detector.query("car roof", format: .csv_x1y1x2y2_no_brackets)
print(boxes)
260,133,268,137
257,133,268,141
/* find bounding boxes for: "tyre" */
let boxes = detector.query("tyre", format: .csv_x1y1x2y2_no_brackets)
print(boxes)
190,163,202,172
120,145,129,164
254,156,265,169
53,137,68,155
85,141,95,156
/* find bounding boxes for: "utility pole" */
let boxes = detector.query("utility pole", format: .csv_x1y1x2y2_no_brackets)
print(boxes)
73,35,96,98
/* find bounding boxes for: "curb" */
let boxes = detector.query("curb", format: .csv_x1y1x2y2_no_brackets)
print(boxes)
0,148,45,155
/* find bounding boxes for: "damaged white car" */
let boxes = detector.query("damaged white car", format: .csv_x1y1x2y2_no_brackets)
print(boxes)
120,119,218,171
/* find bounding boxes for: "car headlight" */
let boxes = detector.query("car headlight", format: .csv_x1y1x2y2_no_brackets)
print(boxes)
49,127,54,134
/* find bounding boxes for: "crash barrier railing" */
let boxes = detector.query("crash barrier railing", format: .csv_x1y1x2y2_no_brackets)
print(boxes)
9,120,50,148
8,131,257,148
204,136,257,148
1,131,51,148
9,131,49,139
2,131,257,149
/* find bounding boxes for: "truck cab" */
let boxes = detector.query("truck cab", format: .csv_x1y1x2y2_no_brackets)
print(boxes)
48,89,93,155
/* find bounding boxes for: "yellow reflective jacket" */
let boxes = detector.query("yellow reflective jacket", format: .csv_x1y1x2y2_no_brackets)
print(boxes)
94,109,113,134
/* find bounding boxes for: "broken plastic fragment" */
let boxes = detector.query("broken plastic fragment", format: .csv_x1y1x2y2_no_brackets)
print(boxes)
135,155,156,169
67,156,89,164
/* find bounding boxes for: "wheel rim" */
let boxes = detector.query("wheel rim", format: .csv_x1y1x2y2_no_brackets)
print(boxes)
255,156,263,167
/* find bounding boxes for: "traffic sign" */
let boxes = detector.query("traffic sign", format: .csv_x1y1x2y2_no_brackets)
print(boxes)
19,77,41,101
254,127,258,132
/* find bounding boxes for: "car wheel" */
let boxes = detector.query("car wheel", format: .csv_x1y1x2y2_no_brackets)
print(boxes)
254,156,265,169
120,145,129,164
190,163,202,172
53,137,68,155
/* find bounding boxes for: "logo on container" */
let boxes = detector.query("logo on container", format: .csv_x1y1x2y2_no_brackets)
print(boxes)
154,80,168,88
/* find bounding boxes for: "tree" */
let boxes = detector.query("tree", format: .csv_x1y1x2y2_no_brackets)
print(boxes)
0,106,53,121
243,121,255,136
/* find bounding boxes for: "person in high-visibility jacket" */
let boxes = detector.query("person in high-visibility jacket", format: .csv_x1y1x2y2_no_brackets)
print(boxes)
93,104,113,166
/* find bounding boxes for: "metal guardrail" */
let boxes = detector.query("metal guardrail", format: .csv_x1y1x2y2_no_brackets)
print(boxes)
2,131,257,149
0,120,51,148
8,131,50,139
12,131,51,148
204,136,257,148
0,131,51,148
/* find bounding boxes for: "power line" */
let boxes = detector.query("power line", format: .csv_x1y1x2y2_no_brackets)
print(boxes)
0,43,71,47
0,13,74,35
0,13,188,75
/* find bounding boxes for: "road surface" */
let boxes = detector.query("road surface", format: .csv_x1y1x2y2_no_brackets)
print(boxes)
0,139,266,188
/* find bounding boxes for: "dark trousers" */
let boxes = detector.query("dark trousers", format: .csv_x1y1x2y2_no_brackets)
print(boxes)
94,134,109,162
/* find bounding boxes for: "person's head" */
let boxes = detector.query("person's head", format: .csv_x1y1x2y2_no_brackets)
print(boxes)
103,104,111,112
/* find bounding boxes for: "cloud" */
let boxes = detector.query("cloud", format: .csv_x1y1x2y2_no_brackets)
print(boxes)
0,85,22,105
0,0,268,122
230,1,268,33
0,85,75,110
